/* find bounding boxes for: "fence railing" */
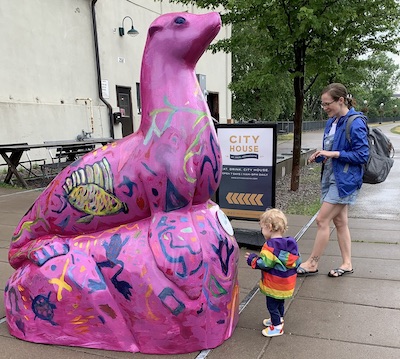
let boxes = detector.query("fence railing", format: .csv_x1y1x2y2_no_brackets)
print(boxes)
276,116,398,133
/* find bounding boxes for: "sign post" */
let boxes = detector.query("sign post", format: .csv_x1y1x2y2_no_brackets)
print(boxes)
217,124,277,220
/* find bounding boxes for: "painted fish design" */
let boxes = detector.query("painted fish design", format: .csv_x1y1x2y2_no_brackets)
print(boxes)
56,158,128,222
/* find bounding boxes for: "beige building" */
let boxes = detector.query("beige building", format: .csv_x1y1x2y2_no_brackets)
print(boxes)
0,0,231,162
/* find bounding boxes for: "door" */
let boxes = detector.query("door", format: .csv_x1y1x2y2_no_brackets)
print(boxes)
207,92,220,122
116,86,134,137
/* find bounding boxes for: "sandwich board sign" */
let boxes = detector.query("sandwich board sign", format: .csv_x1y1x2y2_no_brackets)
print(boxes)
216,123,276,220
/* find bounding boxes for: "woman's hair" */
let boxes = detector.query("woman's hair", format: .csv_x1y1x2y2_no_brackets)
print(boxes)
260,208,288,233
322,82,353,109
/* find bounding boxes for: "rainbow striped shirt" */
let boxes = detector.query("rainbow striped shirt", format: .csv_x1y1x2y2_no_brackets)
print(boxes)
248,237,301,299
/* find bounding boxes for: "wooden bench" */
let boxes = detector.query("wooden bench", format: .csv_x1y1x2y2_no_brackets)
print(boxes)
41,141,95,177
0,142,46,180
1,139,112,187
278,125,289,135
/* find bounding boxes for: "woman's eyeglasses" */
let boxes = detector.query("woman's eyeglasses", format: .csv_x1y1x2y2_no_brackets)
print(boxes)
320,100,336,108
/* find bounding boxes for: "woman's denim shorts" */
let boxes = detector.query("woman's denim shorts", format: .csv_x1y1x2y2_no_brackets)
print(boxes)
321,183,358,205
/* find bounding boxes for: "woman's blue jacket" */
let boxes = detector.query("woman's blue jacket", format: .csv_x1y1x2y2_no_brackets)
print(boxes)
322,108,369,197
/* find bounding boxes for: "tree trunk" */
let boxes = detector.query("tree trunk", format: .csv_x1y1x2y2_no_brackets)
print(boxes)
290,42,306,192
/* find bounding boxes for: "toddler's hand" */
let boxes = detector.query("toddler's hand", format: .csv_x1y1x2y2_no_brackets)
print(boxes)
245,252,257,266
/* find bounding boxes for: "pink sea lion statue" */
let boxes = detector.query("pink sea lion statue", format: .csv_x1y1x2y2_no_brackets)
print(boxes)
4,11,239,354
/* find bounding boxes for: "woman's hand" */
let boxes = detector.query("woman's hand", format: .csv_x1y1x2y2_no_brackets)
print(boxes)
308,150,340,164
308,151,319,163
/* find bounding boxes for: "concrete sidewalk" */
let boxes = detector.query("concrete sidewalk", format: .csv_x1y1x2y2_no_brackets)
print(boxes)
0,124,399,358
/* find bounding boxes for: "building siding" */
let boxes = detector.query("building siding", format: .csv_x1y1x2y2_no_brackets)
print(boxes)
0,0,231,162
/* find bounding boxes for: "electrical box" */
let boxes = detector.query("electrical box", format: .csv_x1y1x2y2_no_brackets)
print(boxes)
113,112,122,123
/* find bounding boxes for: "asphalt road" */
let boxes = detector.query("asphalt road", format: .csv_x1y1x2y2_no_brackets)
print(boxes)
349,122,400,220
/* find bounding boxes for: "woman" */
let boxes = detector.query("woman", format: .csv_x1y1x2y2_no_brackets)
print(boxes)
297,83,369,277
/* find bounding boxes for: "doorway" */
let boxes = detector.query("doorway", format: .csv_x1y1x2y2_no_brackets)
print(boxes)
207,92,219,122
116,86,134,137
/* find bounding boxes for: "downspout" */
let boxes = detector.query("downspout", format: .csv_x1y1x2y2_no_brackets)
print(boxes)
91,0,115,139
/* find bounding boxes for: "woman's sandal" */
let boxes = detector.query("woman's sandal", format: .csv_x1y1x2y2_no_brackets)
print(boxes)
297,266,319,276
328,268,354,277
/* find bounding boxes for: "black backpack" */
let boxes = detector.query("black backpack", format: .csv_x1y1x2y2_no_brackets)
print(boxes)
346,115,394,184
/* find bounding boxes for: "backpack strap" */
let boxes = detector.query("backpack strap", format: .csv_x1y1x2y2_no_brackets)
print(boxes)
345,114,368,144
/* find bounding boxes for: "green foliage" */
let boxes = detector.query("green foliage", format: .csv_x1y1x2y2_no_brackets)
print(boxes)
166,0,400,121
391,126,400,135
351,53,400,115
229,20,294,121
0,181,22,189
304,53,400,120
164,0,400,189
277,133,293,141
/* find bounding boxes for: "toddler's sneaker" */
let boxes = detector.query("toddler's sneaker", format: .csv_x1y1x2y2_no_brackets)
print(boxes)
262,317,284,327
262,324,284,337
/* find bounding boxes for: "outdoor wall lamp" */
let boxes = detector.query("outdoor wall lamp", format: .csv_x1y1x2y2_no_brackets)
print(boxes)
119,16,139,37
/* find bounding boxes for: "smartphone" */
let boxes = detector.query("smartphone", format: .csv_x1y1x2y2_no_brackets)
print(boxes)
315,155,326,163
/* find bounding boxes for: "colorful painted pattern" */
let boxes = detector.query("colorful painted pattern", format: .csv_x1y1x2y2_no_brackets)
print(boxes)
4,12,239,354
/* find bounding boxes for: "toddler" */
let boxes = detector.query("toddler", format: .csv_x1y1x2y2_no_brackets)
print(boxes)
245,208,301,337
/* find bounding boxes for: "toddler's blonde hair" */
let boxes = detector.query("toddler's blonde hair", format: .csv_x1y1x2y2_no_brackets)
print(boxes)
260,208,288,233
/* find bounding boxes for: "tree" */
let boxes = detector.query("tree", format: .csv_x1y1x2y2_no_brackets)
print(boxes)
164,0,400,190
355,53,400,114
229,21,293,122
305,52,400,120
